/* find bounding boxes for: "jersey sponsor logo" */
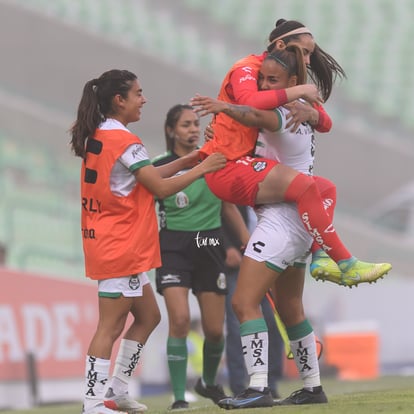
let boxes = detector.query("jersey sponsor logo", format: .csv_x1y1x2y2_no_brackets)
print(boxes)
175,191,189,208
129,275,141,290
131,143,145,159
252,160,267,172
217,272,226,290
308,165,314,175
82,228,96,239
239,74,256,83
241,66,253,74
310,133,315,157
82,197,102,213
81,197,99,240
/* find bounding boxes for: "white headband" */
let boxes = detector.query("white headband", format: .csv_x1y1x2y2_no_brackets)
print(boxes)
269,27,312,45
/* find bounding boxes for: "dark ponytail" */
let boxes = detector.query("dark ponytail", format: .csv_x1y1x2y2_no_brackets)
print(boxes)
70,69,137,158
267,19,346,101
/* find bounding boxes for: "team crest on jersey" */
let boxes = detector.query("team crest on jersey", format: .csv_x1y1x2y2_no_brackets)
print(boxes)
217,272,226,290
175,191,189,208
252,160,267,172
129,275,140,290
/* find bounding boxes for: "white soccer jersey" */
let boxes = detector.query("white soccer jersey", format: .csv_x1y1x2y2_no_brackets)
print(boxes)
246,104,316,269
255,105,315,176
100,118,151,196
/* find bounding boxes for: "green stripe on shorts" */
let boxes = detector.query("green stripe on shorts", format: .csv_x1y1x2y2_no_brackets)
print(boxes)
98,292,122,298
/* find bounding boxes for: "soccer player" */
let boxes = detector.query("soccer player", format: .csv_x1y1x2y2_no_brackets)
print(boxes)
69,69,226,414
152,104,249,410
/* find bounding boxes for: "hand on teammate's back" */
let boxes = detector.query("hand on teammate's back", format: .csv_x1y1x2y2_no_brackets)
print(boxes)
198,152,226,173
204,123,214,142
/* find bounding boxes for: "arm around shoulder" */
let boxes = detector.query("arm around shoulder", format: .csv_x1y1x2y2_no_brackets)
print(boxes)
136,153,226,199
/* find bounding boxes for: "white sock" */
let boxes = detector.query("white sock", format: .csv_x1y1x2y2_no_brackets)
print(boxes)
241,331,268,390
289,331,321,389
110,339,144,395
83,355,110,410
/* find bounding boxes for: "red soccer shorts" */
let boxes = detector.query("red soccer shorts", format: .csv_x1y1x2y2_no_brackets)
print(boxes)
205,156,279,207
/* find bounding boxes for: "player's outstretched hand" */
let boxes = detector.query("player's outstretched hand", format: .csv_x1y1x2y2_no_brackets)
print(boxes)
204,122,214,142
191,94,228,117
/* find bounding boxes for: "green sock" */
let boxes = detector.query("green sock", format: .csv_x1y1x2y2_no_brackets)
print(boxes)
167,337,187,401
202,339,224,386
286,319,313,341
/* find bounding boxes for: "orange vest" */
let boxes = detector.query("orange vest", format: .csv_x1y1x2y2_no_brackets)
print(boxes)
200,54,263,160
81,128,161,279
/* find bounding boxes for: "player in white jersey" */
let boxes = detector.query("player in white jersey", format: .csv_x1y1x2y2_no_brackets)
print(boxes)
249,92,317,270
255,104,315,175
247,101,315,274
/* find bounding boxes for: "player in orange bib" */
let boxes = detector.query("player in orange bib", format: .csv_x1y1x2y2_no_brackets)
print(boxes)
70,69,226,414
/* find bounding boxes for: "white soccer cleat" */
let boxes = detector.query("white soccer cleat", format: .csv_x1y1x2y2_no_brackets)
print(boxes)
104,387,147,414
82,402,128,414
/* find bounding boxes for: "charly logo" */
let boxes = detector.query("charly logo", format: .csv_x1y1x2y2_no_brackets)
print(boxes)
175,192,189,208
252,161,267,172
129,275,140,290
217,272,226,290
253,240,265,253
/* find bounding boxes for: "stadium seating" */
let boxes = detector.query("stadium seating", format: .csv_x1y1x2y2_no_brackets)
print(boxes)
0,132,83,278
13,0,414,131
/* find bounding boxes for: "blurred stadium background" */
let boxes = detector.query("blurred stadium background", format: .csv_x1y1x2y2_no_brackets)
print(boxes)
0,0,413,408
